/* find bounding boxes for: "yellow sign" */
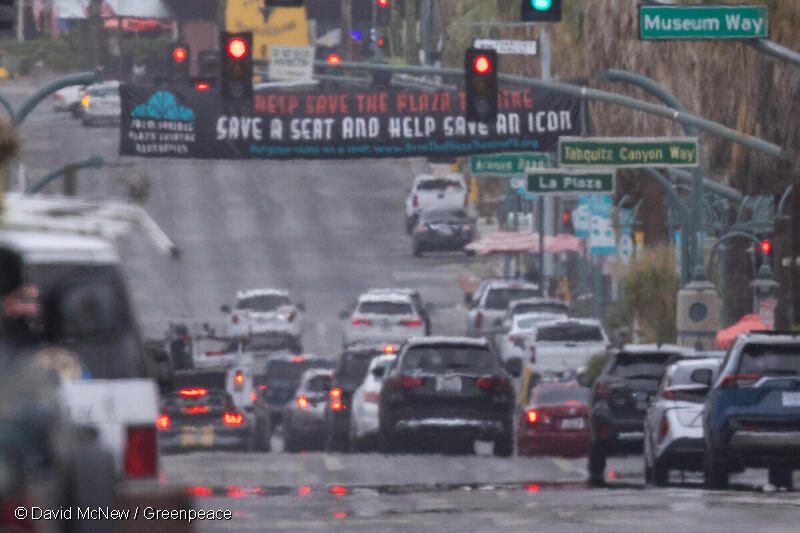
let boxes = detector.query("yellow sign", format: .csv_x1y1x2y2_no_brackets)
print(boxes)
226,0,311,60
634,231,645,244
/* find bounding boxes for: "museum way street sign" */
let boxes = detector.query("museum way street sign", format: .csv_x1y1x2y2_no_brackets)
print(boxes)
640,5,768,40
558,137,699,169
527,169,615,196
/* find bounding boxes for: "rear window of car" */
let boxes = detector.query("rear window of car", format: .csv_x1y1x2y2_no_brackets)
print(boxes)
337,350,383,380
246,333,298,352
609,352,677,380
421,209,468,223
236,294,291,311
512,303,568,316
89,87,118,97
536,324,604,342
357,301,413,315
536,387,589,405
738,343,800,376
416,179,463,191
484,288,539,310
304,374,331,393
401,345,497,374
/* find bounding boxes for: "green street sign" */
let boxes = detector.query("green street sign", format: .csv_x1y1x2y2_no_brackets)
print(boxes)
640,5,768,40
527,170,615,196
559,137,699,169
470,152,551,175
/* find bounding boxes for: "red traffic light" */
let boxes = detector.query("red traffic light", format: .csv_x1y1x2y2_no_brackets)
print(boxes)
194,82,210,91
327,54,342,65
377,37,385,47
473,55,492,74
227,38,248,59
760,239,772,254
562,211,571,224
173,47,187,62
377,0,389,6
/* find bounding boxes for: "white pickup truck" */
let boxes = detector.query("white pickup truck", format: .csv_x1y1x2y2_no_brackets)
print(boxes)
405,172,469,233
523,318,610,377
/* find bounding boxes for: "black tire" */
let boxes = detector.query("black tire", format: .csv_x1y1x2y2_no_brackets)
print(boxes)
254,419,272,452
378,428,398,454
494,430,513,458
652,458,669,487
588,441,607,487
66,444,116,533
768,468,793,490
703,443,728,490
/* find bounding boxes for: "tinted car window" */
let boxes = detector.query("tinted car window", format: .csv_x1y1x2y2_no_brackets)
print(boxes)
305,374,331,393
357,301,413,315
401,345,497,374
247,333,299,352
738,344,800,376
337,349,383,381
536,324,604,342
421,209,469,223
609,352,677,380
484,288,539,310
261,360,334,383
536,387,590,405
416,179,462,191
236,294,291,311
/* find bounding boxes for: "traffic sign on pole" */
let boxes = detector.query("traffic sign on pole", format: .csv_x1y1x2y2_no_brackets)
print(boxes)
558,137,699,169
470,152,551,175
526,169,615,195
640,5,768,40
473,39,538,56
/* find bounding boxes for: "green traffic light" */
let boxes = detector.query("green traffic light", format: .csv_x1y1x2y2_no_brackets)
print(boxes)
532,0,552,10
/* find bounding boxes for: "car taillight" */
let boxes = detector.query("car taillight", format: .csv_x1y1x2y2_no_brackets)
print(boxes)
287,310,297,322
223,412,244,426
124,426,158,478
232,314,239,324
527,410,538,424
81,94,90,107
413,194,418,207
292,355,305,362
400,318,422,327
383,344,397,353
250,392,258,402
386,375,423,389
476,376,509,391
719,374,762,389
661,390,677,401
474,312,483,330
565,400,581,406
297,396,310,409
529,345,537,364
659,415,669,441
352,318,372,326
331,400,343,410
156,414,170,429
234,372,245,385
183,406,208,415
364,391,379,403
330,388,342,399
180,388,207,397
509,335,525,349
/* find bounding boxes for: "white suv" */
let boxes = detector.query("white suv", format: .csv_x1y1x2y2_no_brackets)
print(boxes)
343,292,426,346
223,288,304,340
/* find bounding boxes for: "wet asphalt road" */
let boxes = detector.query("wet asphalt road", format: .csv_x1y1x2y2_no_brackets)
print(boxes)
6,84,800,532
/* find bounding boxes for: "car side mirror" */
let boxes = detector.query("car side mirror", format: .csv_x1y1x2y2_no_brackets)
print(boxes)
504,357,522,378
220,304,231,314
297,303,306,312
371,367,386,379
691,368,713,386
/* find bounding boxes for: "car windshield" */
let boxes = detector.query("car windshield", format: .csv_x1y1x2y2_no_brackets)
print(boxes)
236,294,291,311
738,344,800,376
304,374,331,393
536,324,604,342
536,387,589,405
337,349,383,381
416,179,462,191
610,353,677,380
484,288,539,310
357,301,413,315
401,345,496,374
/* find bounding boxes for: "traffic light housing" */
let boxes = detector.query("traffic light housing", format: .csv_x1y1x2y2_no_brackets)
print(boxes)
464,48,498,123
376,0,391,26
760,239,772,255
521,0,562,22
169,43,191,79
220,32,253,100
561,210,574,234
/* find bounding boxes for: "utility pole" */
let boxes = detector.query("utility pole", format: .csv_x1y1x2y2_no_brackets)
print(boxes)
340,0,353,61
792,174,800,327
88,0,103,69
421,0,430,65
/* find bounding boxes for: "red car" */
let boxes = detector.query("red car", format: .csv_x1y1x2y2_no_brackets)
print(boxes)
517,382,590,457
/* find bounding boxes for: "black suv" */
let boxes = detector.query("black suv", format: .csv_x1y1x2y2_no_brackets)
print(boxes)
588,344,694,486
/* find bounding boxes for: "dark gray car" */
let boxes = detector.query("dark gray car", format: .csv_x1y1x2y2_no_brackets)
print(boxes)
411,209,476,257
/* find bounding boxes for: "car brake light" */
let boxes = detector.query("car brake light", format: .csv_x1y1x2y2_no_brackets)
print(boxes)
183,406,208,415
413,194,418,207
529,345,536,364
386,375,423,389
474,312,483,329
250,392,257,402
330,388,342,399
661,390,677,401
234,372,245,385
223,412,244,426
260,384,267,390
291,355,305,362
352,318,372,326
205,350,226,356
364,391,379,403
565,400,581,406
180,388,207,397
476,377,509,390
400,318,422,327
659,415,669,441
331,400,343,410
124,426,158,478
509,335,525,349
297,396,310,408
720,374,762,389
527,410,538,424
383,344,396,353
156,414,170,429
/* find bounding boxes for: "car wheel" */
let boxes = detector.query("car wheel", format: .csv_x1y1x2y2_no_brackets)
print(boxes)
703,442,728,490
652,458,669,487
768,468,793,490
65,444,116,533
493,429,513,458
378,428,397,454
406,215,418,235
588,441,607,487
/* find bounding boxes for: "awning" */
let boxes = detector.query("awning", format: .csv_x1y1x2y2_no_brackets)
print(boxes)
54,0,172,20
716,314,771,349
465,231,585,255
104,18,172,31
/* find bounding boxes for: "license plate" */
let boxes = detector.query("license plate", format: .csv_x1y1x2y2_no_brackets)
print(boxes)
181,426,214,447
782,391,800,407
561,417,584,430
436,376,462,393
